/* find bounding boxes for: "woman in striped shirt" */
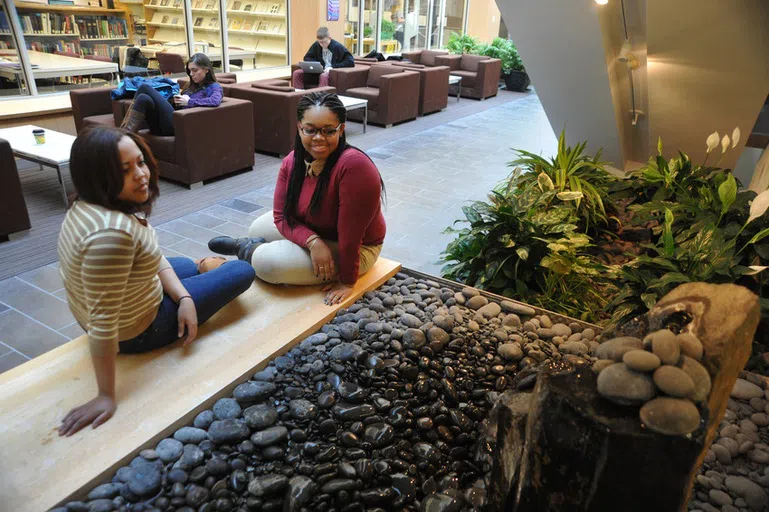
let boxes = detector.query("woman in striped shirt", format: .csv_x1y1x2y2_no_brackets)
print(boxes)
57,126,255,436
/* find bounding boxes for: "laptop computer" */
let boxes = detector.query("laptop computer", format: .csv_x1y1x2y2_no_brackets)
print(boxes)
299,61,324,74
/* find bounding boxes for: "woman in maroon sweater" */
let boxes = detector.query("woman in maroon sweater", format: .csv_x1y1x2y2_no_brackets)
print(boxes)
208,91,386,305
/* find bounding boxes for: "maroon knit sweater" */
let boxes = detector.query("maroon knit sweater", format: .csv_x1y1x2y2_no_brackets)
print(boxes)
273,148,386,284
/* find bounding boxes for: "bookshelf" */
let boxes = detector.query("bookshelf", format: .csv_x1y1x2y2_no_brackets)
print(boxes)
143,0,286,69
5,1,133,58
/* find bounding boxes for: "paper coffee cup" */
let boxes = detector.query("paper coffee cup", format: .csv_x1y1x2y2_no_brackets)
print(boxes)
33,129,45,144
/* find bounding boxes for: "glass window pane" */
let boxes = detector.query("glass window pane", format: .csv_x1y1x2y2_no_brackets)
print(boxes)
361,0,376,56
381,0,400,56
401,0,427,52
12,0,123,94
428,0,440,48
441,0,465,47
144,0,189,73
0,4,29,96
344,0,358,55
225,0,286,70
190,0,222,72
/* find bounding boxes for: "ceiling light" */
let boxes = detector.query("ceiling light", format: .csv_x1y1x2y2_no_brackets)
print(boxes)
596,0,608,4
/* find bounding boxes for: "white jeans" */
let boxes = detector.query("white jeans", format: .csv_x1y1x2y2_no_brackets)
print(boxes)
247,211,382,285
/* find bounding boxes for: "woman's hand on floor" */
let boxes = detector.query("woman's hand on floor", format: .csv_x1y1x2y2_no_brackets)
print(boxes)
58,394,116,437
310,240,336,282
178,297,199,346
322,281,353,305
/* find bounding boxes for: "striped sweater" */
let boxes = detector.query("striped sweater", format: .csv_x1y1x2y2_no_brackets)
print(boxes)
57,201,170,356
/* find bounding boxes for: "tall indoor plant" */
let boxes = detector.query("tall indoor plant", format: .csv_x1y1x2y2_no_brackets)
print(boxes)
477,37,529,92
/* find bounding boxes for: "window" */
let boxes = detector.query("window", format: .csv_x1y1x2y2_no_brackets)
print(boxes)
0,3,28,96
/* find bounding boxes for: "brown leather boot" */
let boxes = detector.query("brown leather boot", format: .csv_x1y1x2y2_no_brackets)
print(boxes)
120,103,145,133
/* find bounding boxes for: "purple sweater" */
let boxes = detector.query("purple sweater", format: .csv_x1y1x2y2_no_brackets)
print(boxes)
185,82,223,108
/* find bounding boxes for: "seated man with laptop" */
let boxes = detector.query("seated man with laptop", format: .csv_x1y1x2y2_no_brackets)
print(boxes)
292,26,354,89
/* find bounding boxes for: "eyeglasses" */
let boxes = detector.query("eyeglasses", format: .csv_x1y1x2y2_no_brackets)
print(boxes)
299,124,342,137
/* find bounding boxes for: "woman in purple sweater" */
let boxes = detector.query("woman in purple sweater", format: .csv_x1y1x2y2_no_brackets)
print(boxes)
121,53,223,135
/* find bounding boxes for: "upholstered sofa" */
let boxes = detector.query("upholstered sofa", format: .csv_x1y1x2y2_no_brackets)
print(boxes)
229,79,336,156
401,49,449,67
70,87,255,187
0,138,31,240
434,54,502,100
331,64,420,127
379,61,450,116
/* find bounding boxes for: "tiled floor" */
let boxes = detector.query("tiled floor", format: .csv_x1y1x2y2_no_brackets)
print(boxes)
0,92,557,373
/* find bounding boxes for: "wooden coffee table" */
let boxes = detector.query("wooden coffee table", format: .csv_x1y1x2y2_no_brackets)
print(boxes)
0,124,76,208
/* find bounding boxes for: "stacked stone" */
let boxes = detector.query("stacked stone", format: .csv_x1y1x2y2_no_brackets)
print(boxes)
592,329,711,436
53,274,588,512
690,375,769,512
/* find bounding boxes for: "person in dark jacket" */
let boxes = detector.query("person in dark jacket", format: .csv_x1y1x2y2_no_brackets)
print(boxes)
292,27,354,89
121,53,223,135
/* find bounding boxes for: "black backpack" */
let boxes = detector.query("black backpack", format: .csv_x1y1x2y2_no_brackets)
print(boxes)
126,47,149,68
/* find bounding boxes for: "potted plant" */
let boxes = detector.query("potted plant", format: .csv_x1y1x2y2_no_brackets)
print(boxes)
446,32,479,54
478,37,530,92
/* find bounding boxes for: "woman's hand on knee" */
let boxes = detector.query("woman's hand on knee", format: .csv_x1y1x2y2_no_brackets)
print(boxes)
310,240,336,282
322,281,353,305
177,297,199,346
58,394,117,437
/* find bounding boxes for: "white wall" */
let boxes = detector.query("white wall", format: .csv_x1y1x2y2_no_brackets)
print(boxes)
646,0,769,170
496,0,623,165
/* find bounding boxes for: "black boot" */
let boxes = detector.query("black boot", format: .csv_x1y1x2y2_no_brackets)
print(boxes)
208,236,264,260
208,236,264,257
238,237,265,262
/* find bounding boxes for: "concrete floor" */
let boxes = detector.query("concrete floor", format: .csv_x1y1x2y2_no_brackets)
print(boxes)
0,91,557,374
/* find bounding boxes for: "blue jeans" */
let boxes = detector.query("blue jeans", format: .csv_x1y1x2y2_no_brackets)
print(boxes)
119,257,255,354
133,83,176,136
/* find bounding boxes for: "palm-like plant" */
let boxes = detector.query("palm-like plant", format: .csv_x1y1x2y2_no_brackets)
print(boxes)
510,131,616,232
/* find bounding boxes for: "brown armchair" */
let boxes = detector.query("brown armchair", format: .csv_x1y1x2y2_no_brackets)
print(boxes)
0,138,31,240
70,87,255,188
229,79,335,157
435,54,501,100
70,87,117,132
156,52,186,76
381,62,450,116
401,49,448,67
332,64,420,127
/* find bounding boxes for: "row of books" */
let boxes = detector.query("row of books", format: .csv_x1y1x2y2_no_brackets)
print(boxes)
144,0,283,14
26,39,79,53
11,13,128,40
16,0,118,7
227,18,283,34
75,16,128,39
80,43,114,56
0,11,10,34
146,0,184,7
225,1,282,14
16,13,78,35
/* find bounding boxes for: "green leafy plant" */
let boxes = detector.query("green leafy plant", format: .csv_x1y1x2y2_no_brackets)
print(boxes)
441,133,615,321
441,126,769,329
607,127,769,326
476,37,524,74
379,19,395,41
446,32,479,54
510,131,616,232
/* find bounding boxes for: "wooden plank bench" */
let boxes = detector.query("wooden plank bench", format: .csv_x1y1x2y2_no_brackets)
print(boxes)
0,257,401,512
